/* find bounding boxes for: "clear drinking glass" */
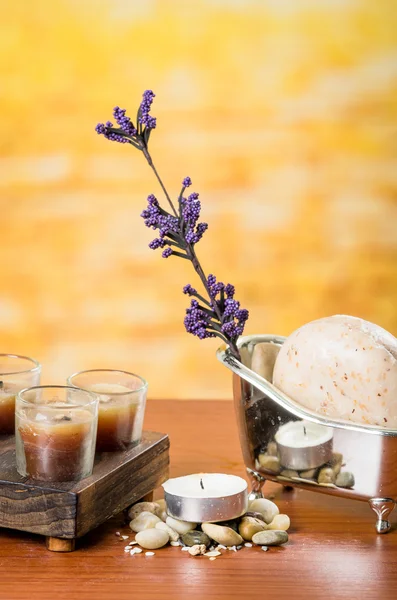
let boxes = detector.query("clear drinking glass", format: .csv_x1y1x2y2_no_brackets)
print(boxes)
67,369,148,452
0,354,41,434
16,386,99,482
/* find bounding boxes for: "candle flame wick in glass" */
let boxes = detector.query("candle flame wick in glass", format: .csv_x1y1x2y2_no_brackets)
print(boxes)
303,425,307,437
200,478,204,490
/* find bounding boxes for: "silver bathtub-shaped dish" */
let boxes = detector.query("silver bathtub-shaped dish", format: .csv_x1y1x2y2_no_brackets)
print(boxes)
217,334,397,533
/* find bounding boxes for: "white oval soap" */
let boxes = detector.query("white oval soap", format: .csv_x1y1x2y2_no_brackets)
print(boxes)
272,315,397,428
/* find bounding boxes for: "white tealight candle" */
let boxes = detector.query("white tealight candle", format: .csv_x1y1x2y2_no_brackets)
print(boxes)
163,473,248,523
275,420,333,470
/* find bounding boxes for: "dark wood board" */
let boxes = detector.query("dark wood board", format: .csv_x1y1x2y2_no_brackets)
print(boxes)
0,431,169,539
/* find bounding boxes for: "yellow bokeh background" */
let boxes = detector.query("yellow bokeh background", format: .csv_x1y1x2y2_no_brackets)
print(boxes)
1,1,397,398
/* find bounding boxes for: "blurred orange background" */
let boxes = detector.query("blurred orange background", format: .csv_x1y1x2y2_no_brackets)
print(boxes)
1,1,397,399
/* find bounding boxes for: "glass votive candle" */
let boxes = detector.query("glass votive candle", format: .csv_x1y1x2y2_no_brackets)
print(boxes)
0,354,41,434
67,369,148,452
15,386,99,482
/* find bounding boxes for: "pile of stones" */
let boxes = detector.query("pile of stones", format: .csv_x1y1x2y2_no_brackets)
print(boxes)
120,497,290,558
258,444,355,489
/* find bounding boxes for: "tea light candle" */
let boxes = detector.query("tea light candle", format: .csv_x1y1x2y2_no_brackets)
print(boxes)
163,473,248,523
275,420,333,470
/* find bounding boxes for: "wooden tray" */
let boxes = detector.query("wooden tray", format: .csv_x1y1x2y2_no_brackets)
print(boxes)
0,430,169,551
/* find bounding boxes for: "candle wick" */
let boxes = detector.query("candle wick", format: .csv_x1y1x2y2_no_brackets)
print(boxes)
200,478,204,490
303,425,307,436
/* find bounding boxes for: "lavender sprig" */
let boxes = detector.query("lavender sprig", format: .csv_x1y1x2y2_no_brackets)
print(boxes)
95,91,249,357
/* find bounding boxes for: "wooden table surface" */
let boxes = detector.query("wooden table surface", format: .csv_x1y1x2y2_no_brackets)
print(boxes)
1,400,396,600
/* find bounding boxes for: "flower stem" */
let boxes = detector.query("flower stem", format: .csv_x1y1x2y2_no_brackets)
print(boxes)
171,251,190,260
141,145,241,361
141,146,222,321
142,148,179,218
191,292,212,308
209,331,230,345
187,246,223,323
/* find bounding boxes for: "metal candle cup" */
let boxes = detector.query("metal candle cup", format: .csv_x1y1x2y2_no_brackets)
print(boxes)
163,473,248,523
275,420,333,470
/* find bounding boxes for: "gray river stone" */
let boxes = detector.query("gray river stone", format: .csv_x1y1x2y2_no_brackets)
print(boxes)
181,530,211,548
252,530,288,546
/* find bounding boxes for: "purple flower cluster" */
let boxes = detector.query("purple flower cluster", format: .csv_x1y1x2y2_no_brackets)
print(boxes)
184,300,216,340
140,194,161,228
148,238,166,250
95,122,129,143
183,284,197,296
141,195,178,232
224,283,235,297
182,176,192,188
209,274,249,340
181,192,208,245
113,107,137,136
207,273,226,297
140,175,208,257
95,91,156,146
141,194,179,257
139,90,156,129
182,274,249,343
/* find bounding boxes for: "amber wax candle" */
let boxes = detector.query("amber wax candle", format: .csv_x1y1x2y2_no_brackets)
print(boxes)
15,386,98,482
67,370,148,452
0,354,41,434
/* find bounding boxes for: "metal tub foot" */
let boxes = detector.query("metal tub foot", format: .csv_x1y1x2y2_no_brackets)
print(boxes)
369,498,396,533
247,467,266,502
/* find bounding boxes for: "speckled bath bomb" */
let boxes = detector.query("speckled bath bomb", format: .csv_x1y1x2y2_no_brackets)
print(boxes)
273,315,397,428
